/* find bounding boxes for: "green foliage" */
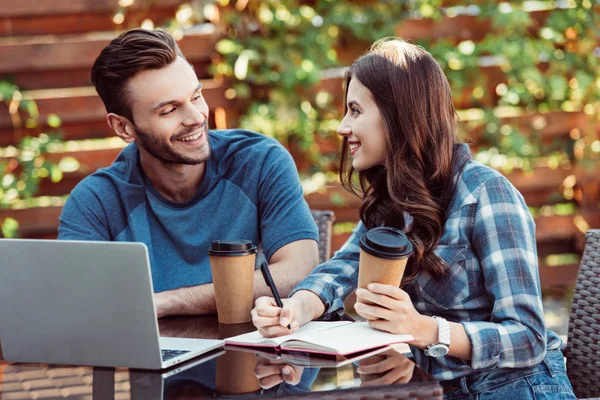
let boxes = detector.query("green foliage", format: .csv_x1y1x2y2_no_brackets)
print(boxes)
1,133,65,205
206,0,599,178
426,1,600,171
210,0,408,173
0,80,65,238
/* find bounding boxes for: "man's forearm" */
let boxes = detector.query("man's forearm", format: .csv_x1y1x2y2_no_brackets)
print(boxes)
157,264,309,318
156,240,318,318
155,283,217,318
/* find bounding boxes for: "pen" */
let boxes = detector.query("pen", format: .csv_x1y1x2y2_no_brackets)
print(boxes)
259,261,292,329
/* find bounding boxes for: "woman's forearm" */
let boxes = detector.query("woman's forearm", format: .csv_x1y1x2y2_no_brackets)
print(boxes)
292,290,326,325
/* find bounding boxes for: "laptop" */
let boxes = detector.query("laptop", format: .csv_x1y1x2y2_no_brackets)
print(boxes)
0,239,225,369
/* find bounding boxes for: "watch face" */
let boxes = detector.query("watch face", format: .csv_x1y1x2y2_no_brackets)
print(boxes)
427,344,449,357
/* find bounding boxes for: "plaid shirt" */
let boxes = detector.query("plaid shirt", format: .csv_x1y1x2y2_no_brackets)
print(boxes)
291,143,560,381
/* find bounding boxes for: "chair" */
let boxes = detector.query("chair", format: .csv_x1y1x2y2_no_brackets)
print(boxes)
565,229,600,399
310,210,335,264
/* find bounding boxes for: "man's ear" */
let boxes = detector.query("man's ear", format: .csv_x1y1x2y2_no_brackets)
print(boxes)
107,113,136,143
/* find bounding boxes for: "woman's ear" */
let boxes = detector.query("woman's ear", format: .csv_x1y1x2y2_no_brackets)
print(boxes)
107,113,136,143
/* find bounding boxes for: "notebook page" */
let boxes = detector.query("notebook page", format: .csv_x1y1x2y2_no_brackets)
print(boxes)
280,321,413,355
225,321,352,347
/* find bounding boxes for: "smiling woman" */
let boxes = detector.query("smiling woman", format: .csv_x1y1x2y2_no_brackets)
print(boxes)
251,38,577,400
337,79,387,172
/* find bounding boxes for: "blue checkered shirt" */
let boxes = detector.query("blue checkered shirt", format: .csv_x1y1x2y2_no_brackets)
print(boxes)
291,144,561,381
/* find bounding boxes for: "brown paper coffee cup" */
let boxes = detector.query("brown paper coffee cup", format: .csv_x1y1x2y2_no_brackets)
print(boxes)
209,240,257,324
356,227,412,310
357,248,409,291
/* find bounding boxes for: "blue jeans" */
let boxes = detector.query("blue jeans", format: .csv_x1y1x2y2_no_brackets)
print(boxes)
442,350,576,399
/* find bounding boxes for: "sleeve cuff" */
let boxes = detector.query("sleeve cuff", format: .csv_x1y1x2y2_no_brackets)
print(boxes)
461,321,502,370
290,276,346,318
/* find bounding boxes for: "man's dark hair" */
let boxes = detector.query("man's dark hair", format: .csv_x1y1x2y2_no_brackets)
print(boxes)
91,29,184,122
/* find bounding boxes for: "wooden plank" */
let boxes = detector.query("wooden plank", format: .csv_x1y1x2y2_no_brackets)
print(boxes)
2,61,212,90
45,147,123,170
0,0,185,18
535,214,581,243
395,10,551,43
0,27,218,74
467,111,590,146
0,120,112,147
0,79,238,130
0,206,62,238
504,166,572,194
539,263,580,289
0,8,181,37
335,10,552,65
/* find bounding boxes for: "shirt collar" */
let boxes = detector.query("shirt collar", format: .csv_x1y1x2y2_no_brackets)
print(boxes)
452,143,472,175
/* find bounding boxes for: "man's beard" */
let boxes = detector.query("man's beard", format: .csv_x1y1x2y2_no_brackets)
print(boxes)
133,120,210,166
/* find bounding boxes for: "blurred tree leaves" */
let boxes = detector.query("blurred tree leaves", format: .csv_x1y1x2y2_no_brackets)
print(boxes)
199,0,599,177
207,0,407,173
0,80,66,238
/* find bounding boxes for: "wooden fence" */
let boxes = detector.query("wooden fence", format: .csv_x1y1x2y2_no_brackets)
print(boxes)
1,0,599,291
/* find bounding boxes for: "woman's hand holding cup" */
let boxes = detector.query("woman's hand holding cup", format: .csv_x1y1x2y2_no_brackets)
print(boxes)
354,283,426,337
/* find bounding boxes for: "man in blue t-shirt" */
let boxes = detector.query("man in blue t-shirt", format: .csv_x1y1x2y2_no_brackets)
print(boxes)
58,29,319,318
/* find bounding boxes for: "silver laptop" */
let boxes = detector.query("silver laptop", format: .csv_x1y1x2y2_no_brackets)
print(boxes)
0,239,224,369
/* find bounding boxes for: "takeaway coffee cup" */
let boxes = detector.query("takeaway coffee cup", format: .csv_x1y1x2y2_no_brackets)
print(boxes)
357,227,413,306
208,240,257,324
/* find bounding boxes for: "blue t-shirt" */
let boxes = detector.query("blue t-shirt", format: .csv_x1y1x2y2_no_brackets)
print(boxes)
58,129,319,292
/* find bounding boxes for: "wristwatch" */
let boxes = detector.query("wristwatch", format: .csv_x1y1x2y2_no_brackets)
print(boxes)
424,316,451,357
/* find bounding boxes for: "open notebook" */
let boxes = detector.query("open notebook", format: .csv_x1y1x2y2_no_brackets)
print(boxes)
224,321,413,356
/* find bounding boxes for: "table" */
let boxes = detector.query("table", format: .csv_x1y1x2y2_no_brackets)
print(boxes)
0,315,443,399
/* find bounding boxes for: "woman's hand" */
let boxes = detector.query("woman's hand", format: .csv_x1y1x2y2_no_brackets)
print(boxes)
254,356,304,389
251,290,326,338
251,297,302,337
357,348,415,386
354,283,430,340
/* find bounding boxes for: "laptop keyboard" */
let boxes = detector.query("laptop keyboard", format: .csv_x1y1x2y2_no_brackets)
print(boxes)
162,349,190,361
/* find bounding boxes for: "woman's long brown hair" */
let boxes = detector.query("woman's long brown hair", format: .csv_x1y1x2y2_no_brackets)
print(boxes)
339,38,467,284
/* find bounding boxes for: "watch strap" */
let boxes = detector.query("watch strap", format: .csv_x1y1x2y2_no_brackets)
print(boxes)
432,316,450,346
